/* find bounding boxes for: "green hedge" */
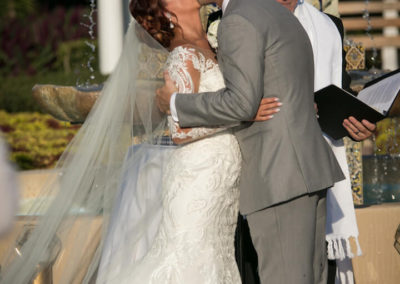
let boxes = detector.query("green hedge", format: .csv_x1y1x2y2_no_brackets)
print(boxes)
0,72,74,113
375,117,400,155
0,111,79,169
0,5,107,113
0,6,95,76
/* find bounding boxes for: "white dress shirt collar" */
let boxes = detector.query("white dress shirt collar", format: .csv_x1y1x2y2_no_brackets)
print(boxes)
222,0,230,14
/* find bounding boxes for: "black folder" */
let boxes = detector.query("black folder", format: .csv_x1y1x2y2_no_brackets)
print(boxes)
315,68,400,140
314,85,386,140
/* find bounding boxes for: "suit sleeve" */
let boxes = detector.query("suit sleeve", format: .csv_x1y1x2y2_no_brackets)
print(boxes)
175,15,264,128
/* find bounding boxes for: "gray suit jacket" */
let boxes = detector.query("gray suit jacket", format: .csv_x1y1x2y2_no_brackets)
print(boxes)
175,0,344,215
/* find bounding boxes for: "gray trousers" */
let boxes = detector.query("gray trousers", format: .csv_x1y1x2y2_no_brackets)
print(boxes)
246,190,328,284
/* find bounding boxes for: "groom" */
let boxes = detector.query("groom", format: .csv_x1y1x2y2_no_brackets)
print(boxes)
156,0,344,283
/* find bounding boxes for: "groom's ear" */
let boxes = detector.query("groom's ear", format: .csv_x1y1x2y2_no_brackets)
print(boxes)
206,10,223,32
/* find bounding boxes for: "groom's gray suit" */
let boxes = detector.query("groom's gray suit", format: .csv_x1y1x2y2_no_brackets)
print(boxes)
174,0,344,282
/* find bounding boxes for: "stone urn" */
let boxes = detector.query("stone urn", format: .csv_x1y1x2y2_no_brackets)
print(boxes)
32,85,102,123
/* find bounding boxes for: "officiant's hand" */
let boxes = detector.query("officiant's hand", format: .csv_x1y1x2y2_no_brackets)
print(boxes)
253,97,281,121
156,72,177,114
343,117,376,141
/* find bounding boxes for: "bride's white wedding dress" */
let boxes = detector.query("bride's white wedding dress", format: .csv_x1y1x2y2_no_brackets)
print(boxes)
97,46,242,283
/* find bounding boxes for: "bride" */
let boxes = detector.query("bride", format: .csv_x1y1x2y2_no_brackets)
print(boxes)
97,0,243,281
0,0,278,283
96,0,280,283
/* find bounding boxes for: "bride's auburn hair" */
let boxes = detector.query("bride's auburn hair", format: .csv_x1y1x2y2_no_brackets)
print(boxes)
130,0,176,48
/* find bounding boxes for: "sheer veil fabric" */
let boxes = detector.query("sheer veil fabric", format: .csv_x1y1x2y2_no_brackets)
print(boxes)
0,21,175,284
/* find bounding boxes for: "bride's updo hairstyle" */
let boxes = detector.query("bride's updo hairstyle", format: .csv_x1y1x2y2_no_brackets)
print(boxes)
130,0,176,48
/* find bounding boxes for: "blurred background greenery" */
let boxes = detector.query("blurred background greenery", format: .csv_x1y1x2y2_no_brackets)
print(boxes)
0,0,398,170
0,111,79,169
0,0,105,169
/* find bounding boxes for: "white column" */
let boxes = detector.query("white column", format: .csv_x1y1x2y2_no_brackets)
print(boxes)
97,0,124,75
382,0,399,71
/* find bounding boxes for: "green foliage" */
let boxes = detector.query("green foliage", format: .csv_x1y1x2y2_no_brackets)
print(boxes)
0,6,95,76
0,4,107,113
375,117,400,155
0,0,37,20
55,39,99,77
0,111,79,169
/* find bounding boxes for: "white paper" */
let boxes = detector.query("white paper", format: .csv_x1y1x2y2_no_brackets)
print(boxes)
357,72,400,115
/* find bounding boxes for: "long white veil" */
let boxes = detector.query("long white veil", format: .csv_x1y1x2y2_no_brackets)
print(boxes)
0,20,174,284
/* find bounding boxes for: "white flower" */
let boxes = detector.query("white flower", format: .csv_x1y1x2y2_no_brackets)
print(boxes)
207,19,220,50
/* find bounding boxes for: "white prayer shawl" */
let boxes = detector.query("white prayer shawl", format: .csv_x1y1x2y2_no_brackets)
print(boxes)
294,2,362,261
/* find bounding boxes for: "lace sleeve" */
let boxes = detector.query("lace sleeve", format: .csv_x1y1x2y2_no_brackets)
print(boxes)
165,47,232,144
166,47,197,94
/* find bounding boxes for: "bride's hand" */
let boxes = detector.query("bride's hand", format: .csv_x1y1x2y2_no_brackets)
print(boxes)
253,97,281,121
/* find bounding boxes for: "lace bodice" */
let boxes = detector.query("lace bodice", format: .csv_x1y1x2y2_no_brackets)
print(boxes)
165,46,228,143
165,46,224,92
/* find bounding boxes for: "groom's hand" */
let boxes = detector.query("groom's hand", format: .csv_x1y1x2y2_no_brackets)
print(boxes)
156,72,177,114
253,97,281,121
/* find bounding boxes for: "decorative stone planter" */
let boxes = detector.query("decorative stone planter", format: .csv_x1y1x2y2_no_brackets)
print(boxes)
32,85,101,123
